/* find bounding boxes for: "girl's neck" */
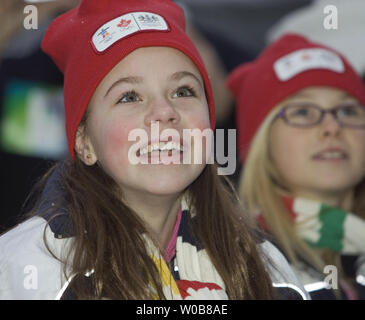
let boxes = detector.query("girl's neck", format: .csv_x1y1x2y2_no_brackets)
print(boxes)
122,191,182,250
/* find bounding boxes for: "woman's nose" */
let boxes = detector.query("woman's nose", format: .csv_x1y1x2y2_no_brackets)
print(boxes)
319,111,342,137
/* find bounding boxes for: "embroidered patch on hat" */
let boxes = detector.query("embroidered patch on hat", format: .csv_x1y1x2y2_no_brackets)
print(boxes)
92,12,169,53
274,48,345,81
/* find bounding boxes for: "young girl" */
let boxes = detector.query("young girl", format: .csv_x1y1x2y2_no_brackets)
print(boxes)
228,33,365,299
0,1,306,300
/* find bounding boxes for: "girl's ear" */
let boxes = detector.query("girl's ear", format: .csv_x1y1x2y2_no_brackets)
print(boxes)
75,125,98,166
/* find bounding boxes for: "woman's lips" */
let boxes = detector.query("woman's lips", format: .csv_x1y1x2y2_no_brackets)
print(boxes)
312,148,348,161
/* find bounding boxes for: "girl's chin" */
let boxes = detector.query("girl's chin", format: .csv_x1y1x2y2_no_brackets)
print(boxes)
115,163,206,196
139,171,203,196
139,187,186,198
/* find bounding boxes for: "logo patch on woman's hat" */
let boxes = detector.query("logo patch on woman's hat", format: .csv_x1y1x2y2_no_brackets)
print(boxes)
274,48,345,81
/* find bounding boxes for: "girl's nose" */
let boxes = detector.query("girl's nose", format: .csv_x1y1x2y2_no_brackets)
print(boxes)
144,97,180,127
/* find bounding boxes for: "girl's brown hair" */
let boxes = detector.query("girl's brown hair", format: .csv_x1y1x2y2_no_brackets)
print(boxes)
28,148,275,299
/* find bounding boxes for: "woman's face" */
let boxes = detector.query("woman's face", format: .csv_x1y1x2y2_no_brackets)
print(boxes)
269,86,365,200
76,47,210,200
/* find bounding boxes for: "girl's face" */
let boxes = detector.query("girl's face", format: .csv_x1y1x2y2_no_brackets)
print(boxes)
269,86,365,200
77,47,210,200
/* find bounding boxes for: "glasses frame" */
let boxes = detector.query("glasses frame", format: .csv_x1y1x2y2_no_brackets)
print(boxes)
275,103,365,129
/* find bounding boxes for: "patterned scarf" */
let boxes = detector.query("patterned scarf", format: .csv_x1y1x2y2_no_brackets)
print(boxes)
60,202,228,300
145,200,228,300
259,196,365,254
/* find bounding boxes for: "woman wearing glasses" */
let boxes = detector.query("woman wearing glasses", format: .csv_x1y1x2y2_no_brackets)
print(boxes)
228,34,365,299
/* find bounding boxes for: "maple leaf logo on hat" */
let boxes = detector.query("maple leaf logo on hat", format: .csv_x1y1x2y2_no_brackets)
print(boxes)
301,53,311,61
117,19,131,28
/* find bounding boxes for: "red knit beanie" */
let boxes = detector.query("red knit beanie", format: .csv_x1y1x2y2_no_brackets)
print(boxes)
227,33,365,162
41,0,215,158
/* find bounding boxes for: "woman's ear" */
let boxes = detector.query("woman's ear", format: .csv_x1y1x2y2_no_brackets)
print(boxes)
75,125,98,166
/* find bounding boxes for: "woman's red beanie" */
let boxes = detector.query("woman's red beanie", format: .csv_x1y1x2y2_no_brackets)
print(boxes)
227,33,365,162
41,0,215,158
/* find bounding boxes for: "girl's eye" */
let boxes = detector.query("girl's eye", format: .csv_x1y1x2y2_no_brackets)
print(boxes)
118,91,141,104
173,86,196,98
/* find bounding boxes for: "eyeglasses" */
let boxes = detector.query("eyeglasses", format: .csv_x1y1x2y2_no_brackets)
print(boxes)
275,102,365,128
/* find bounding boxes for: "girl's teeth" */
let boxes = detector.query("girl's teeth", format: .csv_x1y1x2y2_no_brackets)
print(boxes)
160,141,173,151
140,146,148,156
139,142,183,155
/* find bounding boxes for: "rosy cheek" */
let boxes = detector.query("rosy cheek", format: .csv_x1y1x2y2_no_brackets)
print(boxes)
188,111,211,130
192,120,210,131
101,122,133,162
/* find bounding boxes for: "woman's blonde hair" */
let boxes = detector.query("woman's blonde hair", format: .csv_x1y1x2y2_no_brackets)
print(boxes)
239,104,327,272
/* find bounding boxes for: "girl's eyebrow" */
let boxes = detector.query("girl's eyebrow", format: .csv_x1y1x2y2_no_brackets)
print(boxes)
169,71,203,88
104,76,143,98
